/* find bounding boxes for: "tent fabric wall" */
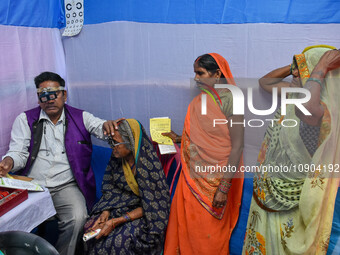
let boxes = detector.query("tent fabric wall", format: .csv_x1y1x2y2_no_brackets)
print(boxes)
63,21,340,166
0,25,66,156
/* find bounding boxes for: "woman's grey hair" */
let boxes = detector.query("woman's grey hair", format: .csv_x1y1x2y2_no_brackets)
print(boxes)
117,120,134,153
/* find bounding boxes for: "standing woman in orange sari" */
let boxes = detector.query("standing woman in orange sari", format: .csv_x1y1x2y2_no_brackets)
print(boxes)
164,53,244,254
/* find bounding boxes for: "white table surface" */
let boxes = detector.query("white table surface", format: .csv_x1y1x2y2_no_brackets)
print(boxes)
0,188,56,232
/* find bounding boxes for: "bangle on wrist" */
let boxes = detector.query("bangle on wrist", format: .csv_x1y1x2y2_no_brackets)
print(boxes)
307,77,323,87
289,64,293,75
218,179,232,194
123,213,131,222
218,186,229,194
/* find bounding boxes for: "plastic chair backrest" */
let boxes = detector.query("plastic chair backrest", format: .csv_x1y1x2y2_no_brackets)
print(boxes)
0,231,59,255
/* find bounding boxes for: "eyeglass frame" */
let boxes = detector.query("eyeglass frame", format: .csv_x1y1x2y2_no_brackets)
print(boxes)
37,86,65,93
37,87,65,103
38,90,64,103
108,137,129,148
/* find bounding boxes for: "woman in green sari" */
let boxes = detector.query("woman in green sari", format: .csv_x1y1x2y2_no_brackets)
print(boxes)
243,45,340,254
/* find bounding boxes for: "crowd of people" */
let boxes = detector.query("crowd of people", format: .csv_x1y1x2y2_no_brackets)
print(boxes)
0,45,339,254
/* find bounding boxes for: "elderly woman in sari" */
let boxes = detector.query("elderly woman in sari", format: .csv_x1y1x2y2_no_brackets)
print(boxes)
243,46,340,254
164,53,244,254
84,119,170,255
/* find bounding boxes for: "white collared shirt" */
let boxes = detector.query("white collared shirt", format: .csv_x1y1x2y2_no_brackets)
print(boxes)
4,108,106,187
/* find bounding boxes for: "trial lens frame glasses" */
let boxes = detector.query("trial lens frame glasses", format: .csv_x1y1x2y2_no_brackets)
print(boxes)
108,137,129,148
37,86,65,103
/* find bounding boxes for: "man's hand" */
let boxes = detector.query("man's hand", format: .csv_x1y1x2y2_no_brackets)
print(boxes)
102,118,125,137
0,157,14,177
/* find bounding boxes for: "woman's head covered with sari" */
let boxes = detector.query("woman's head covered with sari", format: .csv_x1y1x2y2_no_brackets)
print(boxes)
115,119,139,159
194,53,236,86
292,45,336,86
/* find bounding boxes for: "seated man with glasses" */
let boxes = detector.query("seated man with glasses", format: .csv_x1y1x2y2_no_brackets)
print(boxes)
0,71,120,255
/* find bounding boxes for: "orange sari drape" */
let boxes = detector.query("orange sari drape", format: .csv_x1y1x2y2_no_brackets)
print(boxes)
164,53,244,254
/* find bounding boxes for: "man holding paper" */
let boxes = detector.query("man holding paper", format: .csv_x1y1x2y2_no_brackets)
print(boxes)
0,71,120,255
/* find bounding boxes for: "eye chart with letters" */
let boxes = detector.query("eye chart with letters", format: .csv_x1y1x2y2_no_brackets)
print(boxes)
62,0,84,37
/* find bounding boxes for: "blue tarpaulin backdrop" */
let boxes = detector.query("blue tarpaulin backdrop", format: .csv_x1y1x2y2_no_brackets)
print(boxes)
1,0,340,28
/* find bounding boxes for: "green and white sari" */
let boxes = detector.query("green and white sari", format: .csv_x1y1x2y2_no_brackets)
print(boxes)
243,46,340,255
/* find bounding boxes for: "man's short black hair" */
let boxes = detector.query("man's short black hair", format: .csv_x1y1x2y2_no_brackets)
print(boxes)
34,72,65,88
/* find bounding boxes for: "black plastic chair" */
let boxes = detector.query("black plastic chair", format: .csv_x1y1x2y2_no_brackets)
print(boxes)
0,231,59,255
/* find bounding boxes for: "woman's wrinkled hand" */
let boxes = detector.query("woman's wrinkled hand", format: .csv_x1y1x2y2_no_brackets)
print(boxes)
162,130,181,143
96,218,120,239
212,189,228,208
91,210,110,231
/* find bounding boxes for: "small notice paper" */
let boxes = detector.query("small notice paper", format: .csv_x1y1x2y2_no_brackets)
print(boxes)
150,117,177,154
0,177,44,191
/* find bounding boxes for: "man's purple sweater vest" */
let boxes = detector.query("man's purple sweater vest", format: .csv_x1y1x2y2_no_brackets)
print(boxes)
19,104,96,210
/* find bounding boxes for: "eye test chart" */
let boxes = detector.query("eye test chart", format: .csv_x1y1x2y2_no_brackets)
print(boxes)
62,0,84,37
